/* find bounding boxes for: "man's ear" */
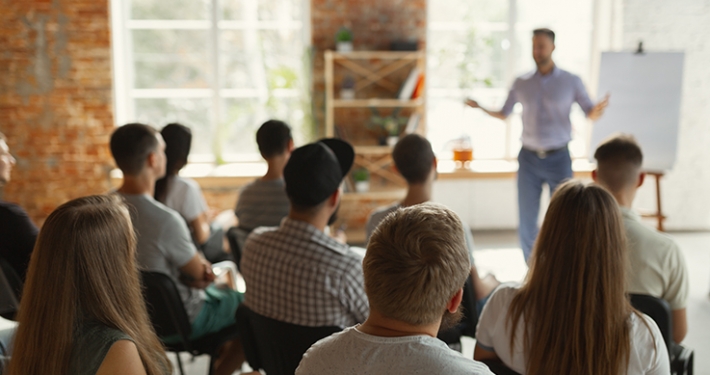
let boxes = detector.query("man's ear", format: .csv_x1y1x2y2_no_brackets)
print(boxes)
638,172,646,188
146,151,158,169
329,187,341,207
592,169,598,182
288,139,295,153
447,288,464,313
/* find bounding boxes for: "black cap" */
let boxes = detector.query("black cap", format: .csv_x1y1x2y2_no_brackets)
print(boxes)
284,138,355,207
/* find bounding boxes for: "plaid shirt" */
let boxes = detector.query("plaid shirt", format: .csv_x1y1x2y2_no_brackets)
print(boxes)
241,218,369,327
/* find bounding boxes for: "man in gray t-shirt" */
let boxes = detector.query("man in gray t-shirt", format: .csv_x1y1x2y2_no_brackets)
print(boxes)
110,123,245,375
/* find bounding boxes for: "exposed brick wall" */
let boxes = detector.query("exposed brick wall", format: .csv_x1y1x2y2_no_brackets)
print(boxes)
310,0,427,136
0,0,114,226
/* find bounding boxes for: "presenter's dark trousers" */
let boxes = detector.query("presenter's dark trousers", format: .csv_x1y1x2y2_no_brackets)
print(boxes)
518,146,572,262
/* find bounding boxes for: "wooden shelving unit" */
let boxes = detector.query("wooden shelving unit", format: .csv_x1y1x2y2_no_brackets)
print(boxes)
324,50,425,195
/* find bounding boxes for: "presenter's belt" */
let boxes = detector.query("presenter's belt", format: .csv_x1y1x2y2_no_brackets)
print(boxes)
522,145,567,159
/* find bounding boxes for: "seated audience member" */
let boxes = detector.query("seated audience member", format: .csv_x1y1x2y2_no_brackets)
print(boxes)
240,138,369,327
7,195,171,375
154,123,232,261
110,123,243,375
0,132,37,281
593,134,689,343
235,120,293,244
475,180,669,375
366,134,498,310
296,203,494,375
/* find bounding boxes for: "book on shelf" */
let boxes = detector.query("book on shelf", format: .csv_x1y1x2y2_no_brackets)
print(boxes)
404,113,421,134
398,67,421,100
411,74,425,99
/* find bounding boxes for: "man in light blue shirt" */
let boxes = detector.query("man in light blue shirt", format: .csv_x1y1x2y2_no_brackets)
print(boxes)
466,28,609,261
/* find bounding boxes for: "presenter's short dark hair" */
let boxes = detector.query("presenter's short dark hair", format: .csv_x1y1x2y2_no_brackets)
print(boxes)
110,123,159,175
392,134,435,184
533,28,555,43
257,120,292,159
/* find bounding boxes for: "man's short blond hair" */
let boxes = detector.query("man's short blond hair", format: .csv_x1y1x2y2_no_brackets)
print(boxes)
364,203,470,326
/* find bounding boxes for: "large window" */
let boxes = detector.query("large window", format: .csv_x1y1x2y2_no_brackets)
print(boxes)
427,0,597,161
111,0,310,162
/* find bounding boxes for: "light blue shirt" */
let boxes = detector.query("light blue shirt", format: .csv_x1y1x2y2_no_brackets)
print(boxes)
501,66,594,151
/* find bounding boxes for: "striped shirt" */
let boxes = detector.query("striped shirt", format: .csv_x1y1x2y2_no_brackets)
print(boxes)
235,178,290,231
241,218,369,327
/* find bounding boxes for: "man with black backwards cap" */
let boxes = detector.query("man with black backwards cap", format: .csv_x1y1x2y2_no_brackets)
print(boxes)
240,138,369,328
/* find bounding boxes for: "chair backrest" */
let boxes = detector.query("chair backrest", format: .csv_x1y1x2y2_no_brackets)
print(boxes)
140,271,193,349
236,304,341,375
0,258,22,304
629,293,673,355
226,227,250,271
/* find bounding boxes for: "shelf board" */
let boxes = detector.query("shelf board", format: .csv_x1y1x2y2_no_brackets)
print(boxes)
328,50,425,60
332,98,424,108
353,145,392,154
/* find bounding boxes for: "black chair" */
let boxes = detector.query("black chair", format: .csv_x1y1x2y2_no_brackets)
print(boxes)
437,275,478,349
140,271,239,375
629,293,694,375
226,226,251,271
0,258,22,321
235,304,341,375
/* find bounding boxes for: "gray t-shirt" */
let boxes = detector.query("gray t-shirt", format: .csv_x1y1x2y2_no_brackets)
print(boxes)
296,326,494,375
235,178,290,231
119,193,205,321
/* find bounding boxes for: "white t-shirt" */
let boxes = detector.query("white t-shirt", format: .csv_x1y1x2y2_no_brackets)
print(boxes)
296,326,494,375
476,284,670,375
164,176,208,222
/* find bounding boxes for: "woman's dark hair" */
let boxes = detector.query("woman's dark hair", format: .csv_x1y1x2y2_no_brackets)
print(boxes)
154,123,192,203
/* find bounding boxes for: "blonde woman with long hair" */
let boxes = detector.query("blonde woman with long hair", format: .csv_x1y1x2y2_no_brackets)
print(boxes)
474,180,669,375
7,195,171,375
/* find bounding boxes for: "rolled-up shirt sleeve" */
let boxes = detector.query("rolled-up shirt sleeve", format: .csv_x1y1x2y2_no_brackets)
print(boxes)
500,80,520,117
574,76,595,114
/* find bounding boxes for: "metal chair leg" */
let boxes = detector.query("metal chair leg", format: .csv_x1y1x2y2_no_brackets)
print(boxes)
174,351,186,375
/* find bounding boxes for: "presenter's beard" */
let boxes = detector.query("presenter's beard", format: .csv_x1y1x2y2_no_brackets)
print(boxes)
440,305,464,331
327,203,341,226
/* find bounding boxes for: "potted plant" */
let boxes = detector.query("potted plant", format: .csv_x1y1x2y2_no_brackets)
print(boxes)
340,75,355,100
335,27,353,52
368,108,408,146
352,168,370,193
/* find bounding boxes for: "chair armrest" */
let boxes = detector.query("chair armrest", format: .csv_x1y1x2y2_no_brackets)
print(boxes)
670,343,694,375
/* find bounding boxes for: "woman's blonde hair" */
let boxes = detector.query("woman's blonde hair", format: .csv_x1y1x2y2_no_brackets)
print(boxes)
7,194,171,375
507,180,646,375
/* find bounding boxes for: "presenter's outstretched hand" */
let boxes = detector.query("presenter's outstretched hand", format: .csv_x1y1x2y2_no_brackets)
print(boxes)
588,94,610,121
464,98,481,108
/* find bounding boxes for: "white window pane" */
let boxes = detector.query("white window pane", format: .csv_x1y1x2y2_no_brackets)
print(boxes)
221,98,261,156
130,0,210,20
221,0,246,20
134,98,213,156
258,0,301,21
429,0,507,23
133,29,211,89
221,31,254,89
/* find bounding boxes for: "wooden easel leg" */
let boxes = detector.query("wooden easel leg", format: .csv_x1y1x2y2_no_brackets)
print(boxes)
655,173,665,232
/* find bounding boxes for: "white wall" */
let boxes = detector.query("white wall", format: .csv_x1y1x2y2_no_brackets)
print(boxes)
433,0,710,231
623,0,710,230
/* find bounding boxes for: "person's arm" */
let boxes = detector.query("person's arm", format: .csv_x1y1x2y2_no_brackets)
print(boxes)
671,308,688,343
586,94,610,121
179,253,215,289
473,344,500,361
464,99,508,120
95,340,147,375
189,212,212,245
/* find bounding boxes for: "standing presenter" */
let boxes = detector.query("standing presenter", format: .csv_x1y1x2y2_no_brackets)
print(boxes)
466,28,609,262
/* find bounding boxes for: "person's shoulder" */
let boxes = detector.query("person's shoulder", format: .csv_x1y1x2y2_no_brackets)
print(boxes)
126,194,185,226
368,204,400,223
625,215,680,253
173,175,201,191
628,312,666,355
0,201,30,219
297,328,354,373
486,282,520,308
516,70,537,81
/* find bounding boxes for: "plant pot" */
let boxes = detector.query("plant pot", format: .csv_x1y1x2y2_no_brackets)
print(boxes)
336,41,353,52
386,136,399,147
340,88,355,100
354,181,370,193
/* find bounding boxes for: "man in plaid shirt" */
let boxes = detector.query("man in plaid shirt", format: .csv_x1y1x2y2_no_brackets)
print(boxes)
240,138,369,327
